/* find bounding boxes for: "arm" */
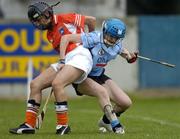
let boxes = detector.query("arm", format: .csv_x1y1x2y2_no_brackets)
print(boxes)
84,16,96,32
61,13,95,32
59,34,82,60
120,47,132,59
120,47,138,63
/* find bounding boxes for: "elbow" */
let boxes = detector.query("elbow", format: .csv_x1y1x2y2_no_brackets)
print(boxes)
90,16,96,28
90,16,96,25
85,16,96,32
86,16,96,23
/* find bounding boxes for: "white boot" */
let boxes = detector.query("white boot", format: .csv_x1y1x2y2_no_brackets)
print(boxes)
98,118,112,133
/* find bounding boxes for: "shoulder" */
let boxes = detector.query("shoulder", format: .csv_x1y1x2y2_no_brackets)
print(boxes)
55,13,75,16
56,13,82,18
88,31,101,38
55,13,75,20
93,31,101,35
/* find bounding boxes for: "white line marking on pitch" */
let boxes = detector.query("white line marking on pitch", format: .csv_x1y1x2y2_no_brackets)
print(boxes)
127,115,180,128
79,109,180,128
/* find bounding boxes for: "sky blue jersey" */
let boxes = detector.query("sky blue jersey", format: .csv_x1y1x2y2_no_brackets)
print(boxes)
81,31,123,76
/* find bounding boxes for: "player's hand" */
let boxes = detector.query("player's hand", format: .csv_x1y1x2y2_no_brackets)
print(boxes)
57,59,65,70
127,52,138,63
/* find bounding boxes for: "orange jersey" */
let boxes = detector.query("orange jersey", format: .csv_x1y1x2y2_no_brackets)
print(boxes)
47,13,85,54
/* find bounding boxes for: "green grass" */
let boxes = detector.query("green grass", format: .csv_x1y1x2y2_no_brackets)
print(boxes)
1,94,180,139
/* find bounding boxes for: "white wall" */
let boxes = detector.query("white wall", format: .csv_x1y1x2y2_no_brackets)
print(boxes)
0,0,126,19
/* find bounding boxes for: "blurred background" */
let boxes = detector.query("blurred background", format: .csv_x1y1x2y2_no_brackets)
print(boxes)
0,0,180,98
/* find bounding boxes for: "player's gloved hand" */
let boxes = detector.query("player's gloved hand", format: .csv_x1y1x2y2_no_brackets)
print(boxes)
58,59,65,70
127,52,138,63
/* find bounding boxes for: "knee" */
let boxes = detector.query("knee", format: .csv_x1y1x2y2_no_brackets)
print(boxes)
125,98,132,108
121,97,132,110
30,79,41,91
30,79,43,97
52,78,64,90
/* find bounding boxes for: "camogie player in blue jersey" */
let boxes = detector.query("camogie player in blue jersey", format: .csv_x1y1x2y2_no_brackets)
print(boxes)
58,18,138,134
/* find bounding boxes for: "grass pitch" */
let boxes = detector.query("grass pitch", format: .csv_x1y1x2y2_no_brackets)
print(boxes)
1,93,180,139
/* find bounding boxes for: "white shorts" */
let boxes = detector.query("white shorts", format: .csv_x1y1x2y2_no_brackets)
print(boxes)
51,45,93,84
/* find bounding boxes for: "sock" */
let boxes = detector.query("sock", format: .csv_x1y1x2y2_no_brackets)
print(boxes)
102,111,124,124
116,111,124,117
112,121,122,132
102,114,110,124
55,101,68,125
25,99,40,128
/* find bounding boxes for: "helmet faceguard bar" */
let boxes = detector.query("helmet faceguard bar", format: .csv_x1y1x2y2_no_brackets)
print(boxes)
51,1,61,8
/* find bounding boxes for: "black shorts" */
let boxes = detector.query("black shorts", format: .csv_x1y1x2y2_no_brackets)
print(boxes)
72,73,111,96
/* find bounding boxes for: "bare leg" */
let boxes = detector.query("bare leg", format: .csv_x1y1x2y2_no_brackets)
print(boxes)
52,65,84,130
77,78,111,111
30,66,57,103
52,65,84,102
95,79,131,134
103,79,132,113
76,78,122,133
9,66,58,133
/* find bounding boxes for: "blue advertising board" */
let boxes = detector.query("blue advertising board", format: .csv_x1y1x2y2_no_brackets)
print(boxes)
0,23,58,83
138,16,180,88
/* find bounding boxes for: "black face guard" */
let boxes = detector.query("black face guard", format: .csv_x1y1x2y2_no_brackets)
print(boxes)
31,12,53,30
28,2,53,30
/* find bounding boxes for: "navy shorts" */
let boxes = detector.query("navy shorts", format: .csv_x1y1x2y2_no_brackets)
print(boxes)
72,73,111,96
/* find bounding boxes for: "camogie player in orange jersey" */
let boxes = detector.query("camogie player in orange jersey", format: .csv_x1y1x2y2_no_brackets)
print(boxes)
9,1,95,135
9,1,120,135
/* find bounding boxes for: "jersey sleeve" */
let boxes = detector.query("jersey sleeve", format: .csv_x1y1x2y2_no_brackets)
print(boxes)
118,43,123,54
81,31,100,49
59,13,85,28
